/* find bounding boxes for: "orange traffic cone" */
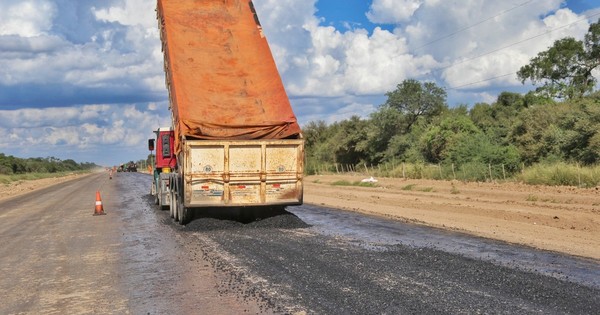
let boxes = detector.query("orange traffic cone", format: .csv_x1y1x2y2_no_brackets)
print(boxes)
94,191,106,216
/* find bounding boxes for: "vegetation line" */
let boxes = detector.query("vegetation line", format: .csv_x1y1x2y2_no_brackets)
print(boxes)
303,19,600,189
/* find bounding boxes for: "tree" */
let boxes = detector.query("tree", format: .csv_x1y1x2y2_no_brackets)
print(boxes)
517,18,600,99
384,79,447,133
328,116,369,165
470,92,527,145
303,120,337,166
420,115,481,163
357,106,405,164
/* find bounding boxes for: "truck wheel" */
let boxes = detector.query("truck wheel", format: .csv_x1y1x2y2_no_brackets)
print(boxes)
170,180,177,220
178,194,190,225
152,181,159,205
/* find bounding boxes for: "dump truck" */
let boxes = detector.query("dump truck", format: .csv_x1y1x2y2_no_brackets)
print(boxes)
150,0,304,224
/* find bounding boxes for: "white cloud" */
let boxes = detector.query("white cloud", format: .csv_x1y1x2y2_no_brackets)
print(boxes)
0,0,56,37
92,0,157,29
254,0,437,98
0,0,163,97
367,0,423,23
0,103,171,164
396,1,591,90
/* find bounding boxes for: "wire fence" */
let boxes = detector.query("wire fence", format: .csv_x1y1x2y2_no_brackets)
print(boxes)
306,161,600,187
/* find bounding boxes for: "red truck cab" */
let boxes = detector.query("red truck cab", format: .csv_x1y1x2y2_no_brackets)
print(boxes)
149,127,176,209
153,127,176,171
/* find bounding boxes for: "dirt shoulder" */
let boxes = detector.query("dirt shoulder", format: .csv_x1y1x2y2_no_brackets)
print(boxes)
304,174,600,261
0,173,92,202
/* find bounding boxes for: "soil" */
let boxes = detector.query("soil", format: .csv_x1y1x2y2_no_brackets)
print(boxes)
304,174,600,261
0,173,87,201
3,173,599,260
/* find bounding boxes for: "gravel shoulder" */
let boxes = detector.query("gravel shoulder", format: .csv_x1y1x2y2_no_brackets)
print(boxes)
304,174,600,260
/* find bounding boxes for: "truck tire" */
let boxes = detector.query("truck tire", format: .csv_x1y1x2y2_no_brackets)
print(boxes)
178,193,190,225
151,181,158,205
170,177,177,220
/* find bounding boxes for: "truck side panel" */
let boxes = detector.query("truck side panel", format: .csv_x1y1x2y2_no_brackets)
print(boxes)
183,139,303,207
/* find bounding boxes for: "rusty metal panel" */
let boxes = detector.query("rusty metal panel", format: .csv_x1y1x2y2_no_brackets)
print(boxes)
229,146,261,174
156,0,302,155
182,139,303,207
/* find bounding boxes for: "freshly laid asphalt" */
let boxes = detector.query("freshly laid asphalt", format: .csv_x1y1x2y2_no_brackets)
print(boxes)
181,209,600,314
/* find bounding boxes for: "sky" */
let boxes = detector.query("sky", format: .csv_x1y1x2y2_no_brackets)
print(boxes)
0,0,599,166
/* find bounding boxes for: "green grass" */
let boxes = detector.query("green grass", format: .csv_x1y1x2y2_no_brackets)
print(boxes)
331,180,378,188
518,162,600,188
526,194,538,202
450,184,460,194
419,187,435,192
401,184,416,191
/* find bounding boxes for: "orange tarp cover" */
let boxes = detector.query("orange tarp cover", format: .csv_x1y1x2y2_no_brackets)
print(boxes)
157,0,301,150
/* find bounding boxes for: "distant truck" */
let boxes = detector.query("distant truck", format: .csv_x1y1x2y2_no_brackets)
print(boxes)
150,0,304,224
127,161,138,172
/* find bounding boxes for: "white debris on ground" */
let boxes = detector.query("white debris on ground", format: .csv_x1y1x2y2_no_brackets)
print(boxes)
361,176,378,183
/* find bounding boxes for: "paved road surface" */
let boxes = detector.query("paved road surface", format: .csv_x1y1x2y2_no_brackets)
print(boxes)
0,172,262,314
1,172,599,314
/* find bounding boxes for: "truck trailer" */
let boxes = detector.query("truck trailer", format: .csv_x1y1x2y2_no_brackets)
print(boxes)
150,0,304,224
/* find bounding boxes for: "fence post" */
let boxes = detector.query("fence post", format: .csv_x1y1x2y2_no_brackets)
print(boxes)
489,163,493,181
577,163,581,187
452,163,456,180
438,163,443,179
402,163,406,179
335,163,339,174
502,164,506,180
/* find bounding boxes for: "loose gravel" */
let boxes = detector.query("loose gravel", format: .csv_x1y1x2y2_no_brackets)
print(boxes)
181,210,600,314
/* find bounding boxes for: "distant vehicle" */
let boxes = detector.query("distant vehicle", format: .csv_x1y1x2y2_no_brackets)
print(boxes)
126,161,137,172
149,0,304,225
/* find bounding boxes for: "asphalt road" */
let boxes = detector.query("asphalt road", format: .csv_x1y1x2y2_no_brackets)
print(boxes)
1,172,599,314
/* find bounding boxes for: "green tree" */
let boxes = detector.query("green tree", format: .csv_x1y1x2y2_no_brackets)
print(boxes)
420,115,480,163
509,101,599,165
558,99,600,164
303,120,336,166
470,92,527,145
329,116,369,165
517,18,600,99
357,106,404,164
384,79,447,133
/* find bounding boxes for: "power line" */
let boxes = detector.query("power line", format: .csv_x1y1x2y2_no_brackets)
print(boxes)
414,0,535,51
448,72,516,90
441,11,600,90
440,11,600,71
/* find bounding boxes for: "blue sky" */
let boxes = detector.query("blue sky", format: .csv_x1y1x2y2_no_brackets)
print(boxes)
0,0,599,166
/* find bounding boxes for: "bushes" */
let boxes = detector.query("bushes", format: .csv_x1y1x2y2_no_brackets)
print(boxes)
518,162,600,187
